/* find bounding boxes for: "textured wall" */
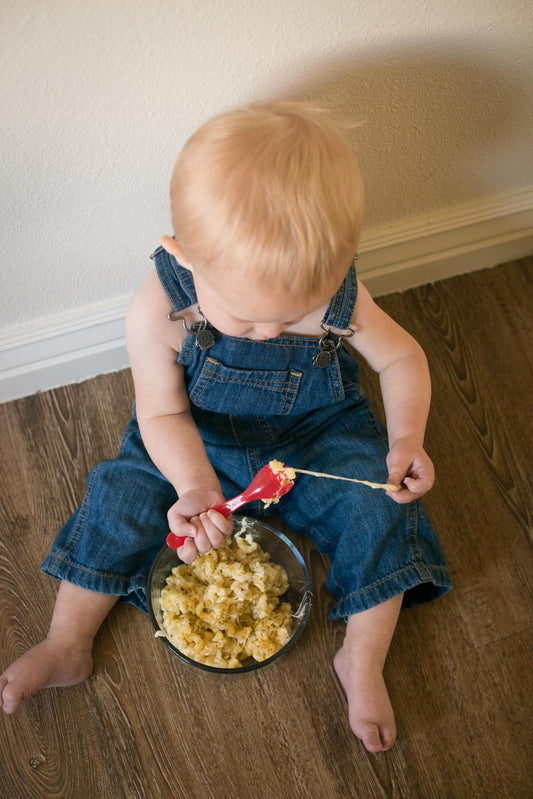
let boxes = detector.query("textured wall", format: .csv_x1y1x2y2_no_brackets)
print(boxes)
2,0,532,327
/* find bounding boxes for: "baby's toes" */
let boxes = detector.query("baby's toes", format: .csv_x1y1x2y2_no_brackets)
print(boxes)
354,720,384,753
380,723,397,751
1,679,25,714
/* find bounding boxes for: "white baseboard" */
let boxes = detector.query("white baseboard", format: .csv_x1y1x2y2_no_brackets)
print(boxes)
0,300,130,403
358,188,533,295
1,189,532,403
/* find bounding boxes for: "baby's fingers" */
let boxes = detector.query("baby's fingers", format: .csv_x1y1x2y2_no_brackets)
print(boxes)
176,537,199,564
172,509,233,561
387,486,417,504
388,475,432,503
167,507,196,538
207,509,233,535
403,474,433,496
199,510,232,549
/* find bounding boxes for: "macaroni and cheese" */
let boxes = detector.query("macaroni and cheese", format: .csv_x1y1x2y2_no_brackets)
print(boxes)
157,533,293,668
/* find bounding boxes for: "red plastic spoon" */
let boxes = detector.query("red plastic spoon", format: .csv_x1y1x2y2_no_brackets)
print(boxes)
166,463,295,549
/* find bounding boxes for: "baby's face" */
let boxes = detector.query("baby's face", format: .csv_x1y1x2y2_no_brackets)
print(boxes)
192,267,331,341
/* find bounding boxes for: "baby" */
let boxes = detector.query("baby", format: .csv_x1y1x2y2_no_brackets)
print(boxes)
0,101,451,753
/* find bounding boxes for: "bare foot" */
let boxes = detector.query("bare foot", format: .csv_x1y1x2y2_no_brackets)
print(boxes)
334,646,397,753
0,636,93,714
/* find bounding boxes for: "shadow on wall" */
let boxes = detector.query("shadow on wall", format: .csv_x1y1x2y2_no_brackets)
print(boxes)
279,44,532,227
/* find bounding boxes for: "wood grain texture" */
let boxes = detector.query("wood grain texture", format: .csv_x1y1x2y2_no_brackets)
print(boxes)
1,258,532,798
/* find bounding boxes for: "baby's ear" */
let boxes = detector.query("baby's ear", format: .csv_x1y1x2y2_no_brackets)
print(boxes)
159,236,192,269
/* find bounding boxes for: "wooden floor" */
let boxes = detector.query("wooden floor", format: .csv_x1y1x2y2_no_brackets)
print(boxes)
1,258,532,799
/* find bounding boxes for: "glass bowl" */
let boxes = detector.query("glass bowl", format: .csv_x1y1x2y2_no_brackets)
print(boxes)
147,515,312,674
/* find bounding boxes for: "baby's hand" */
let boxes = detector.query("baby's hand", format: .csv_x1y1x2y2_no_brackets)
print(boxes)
167,489,233,563
386,436,435,504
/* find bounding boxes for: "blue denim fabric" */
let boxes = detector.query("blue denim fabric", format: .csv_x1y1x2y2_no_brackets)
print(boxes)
41,248,451,618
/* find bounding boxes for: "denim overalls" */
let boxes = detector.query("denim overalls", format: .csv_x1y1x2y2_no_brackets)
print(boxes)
41,247,451,619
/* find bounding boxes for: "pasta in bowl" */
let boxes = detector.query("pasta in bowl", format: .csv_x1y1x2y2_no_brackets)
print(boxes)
148,516,312,673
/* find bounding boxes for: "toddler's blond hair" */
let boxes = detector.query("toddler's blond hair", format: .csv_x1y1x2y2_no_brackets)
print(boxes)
170,101,364,295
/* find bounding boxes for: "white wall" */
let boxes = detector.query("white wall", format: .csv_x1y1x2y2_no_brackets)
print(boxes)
1,0,532,399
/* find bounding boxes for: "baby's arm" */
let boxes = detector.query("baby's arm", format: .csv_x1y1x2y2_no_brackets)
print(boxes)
349,281,434,503
126,271,232,559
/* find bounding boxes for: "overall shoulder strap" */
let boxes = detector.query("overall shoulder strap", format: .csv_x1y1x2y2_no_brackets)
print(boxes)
321,258,358,331
150,244,197,312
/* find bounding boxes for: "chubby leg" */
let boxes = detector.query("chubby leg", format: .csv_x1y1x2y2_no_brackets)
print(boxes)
0,581,117,714
334,593,403,753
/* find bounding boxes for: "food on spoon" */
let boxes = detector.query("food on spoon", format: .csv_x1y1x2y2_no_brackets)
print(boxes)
261,460,296,507
269,459,296,482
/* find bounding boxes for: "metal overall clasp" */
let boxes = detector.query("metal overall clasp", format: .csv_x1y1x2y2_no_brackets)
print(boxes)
312,322,355,367
167,306,215,350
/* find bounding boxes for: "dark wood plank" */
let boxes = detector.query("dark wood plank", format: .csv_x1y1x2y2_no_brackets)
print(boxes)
1,257,532,798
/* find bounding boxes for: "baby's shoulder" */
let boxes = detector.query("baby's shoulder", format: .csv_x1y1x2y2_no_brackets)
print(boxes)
126,269,186,351
127,269,167,323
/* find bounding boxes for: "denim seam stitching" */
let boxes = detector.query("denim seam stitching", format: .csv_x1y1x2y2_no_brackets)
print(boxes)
278,371,301,414
246,448,261,484
190,358,216,404
336,562,449,602
322,264,358,329
256,415,276,444
174,259,197,300
201,370,301,390
156,252,189,311
327,358,344,403
205,356,303,385
217,337,321,348
325,282,343,325
407,502,425,564
166,251,196,305
157,261,179,311
191,359,302,414
323,265,349,325
63,463,102,552
205,376,298,389
44,553,132,583
176,332,195,366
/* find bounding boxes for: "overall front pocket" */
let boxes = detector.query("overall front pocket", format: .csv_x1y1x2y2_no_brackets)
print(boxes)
188,357,303,416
